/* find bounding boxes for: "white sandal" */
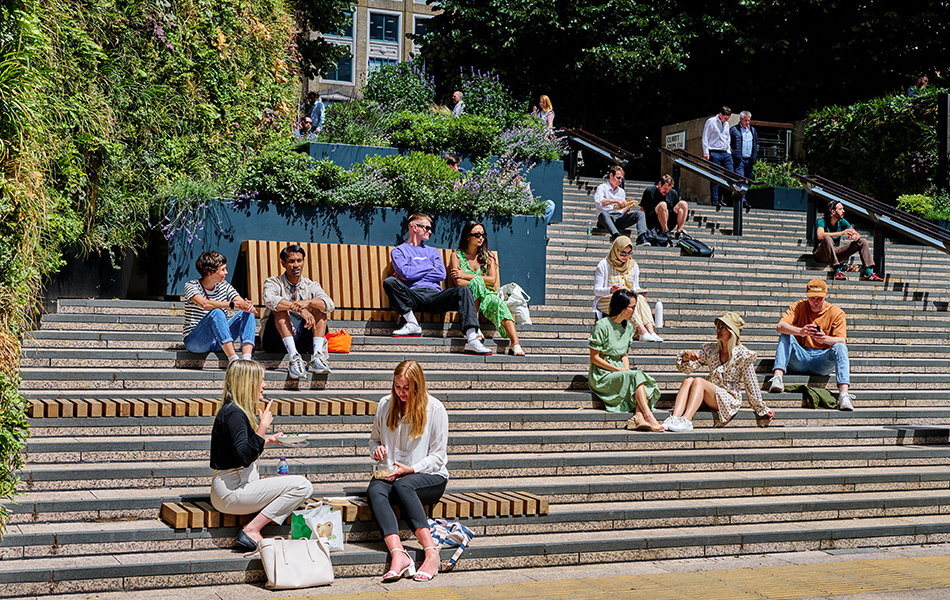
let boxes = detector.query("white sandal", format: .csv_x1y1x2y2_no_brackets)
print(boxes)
382,548,416,582
413,546,440,581
508,344,525,356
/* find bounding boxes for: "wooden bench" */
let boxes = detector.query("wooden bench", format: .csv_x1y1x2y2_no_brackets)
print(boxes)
240,241,498,323
27,397,376,418
160,492,549,529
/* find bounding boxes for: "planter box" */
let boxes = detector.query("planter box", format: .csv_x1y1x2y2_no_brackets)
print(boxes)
303,142,564,223
165,201,547,306
745,187,808,211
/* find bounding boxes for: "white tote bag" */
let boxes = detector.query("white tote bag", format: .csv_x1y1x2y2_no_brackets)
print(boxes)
500,282,532,325
258,536,334,590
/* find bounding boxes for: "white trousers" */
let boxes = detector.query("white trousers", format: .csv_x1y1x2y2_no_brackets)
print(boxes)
210,462,313,525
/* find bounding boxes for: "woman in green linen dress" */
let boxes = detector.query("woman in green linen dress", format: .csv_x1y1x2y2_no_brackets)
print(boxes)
588,289,663,431
449,220,525,356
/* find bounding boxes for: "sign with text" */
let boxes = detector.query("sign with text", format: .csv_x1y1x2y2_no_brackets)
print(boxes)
666,131,686,150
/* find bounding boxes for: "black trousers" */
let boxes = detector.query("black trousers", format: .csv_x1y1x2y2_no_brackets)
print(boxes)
383,277,479,333
367,473,447,536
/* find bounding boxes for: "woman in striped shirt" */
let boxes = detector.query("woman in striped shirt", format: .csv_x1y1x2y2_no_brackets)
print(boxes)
592,236,662,343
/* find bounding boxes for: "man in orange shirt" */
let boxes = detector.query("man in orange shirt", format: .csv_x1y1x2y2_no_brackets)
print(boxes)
767,279,854,410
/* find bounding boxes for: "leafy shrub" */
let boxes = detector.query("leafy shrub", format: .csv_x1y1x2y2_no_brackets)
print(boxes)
453,157,542,217
358,152,456,210
494,118,567,161
321,99,390,146
387,112,451,154
238,142,324,204
459,67,526,127
362,59,435,113
751,162,805,189
448,115,501,156
896,194,933,217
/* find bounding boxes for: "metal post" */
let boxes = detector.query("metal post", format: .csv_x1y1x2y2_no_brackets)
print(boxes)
733,190,743,236
938,92,949,194
806,192,817,245
568,148,578,180
874,223,886,276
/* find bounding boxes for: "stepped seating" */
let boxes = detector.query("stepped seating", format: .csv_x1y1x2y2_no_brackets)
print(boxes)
5,176,950,596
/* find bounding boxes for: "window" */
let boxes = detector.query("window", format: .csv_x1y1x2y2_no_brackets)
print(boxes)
370,13,399,43
326,12,354,39
325,54,353,83
414,18,430,38
368,57,397,73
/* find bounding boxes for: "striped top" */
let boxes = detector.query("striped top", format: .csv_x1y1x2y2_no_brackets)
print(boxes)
183,279,239,338
593,259,640,314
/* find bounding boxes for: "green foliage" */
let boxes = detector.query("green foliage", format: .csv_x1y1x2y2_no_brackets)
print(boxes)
295,0,353,79
459,67,525,127
750,162,805,190
235,141,544,217
802,92,940,203
896,194,933,218
363,60,435,113
494,118,566,161
321,99,390,146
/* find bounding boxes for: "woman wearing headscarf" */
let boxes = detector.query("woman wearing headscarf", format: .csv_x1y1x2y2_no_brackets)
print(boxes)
592,236,663,342
666,312,774,432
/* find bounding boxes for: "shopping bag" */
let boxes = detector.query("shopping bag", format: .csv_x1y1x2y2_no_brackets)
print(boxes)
291,502,344,552
500,282,532,325
325,329,352,353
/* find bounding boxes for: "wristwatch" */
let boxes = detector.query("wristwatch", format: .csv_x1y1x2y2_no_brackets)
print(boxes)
229,299,235,309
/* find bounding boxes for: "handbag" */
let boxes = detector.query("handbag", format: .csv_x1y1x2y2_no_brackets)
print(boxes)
500,283,532,324
291,501,344,552
325,329,352,353
676,237,714,257
427,518,475,572
257,536,334,590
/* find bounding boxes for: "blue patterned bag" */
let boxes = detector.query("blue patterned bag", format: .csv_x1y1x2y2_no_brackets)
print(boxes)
427,518,475,571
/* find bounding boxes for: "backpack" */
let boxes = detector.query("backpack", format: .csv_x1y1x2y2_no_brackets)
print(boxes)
641,228,671,247
677,237,714,257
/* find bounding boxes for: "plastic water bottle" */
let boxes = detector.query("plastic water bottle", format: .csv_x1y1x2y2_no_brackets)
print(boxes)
277,457,289,475
655,300,664,329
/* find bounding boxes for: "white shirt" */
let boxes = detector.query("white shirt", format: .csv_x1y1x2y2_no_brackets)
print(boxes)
593,258,641,313
370,394,449,480
593,182,626,218
702,116,731,155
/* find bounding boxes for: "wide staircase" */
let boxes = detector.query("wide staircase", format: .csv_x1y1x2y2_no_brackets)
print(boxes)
6,177,950,596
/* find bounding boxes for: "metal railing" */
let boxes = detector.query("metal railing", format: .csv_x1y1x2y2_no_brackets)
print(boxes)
659,147,762,236
559,128,642,179
792,174,950,275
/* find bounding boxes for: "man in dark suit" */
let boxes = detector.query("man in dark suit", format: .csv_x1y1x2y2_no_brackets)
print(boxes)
729,110,759,182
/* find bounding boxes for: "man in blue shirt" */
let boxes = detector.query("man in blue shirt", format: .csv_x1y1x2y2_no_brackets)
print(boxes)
304,92,325,132
730,110,758,211
702,106,733,208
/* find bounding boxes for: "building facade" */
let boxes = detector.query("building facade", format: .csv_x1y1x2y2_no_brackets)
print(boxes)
308,0,439,102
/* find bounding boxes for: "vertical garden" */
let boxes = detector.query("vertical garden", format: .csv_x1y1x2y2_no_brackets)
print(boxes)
0,0,319,531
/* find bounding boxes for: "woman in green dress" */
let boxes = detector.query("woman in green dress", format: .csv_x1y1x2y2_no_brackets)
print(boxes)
588,289,663,431
449,220,525,356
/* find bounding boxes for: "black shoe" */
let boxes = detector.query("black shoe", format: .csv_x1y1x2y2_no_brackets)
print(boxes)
636,233,648,246
743,199,751,213
609,233,619,241
236,529,259,551
678,231,692,240
713,200,724,211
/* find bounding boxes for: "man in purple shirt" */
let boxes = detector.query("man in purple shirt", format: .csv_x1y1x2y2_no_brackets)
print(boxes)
383,213,492,355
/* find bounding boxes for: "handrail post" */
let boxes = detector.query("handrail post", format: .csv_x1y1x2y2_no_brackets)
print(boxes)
806,192,817,245
732,191,743,236
874,223,886,275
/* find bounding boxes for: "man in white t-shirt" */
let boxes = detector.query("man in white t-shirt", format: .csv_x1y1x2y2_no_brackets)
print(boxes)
593,165,646,243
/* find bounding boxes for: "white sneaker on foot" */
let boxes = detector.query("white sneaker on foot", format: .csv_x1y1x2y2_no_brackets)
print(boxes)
640,332,663,343
668,417,693,432
838,392,855,411
308,355,331,374
287,355,307,380
768,373,784,393
393,322,422,337
463,339,492,355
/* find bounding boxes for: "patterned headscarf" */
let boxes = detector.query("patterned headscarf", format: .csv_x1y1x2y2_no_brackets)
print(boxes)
607,236,634,274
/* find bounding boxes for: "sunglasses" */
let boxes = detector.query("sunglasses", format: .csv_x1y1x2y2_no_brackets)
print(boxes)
470,232,486,239
715,322,728,331
618,251,631,258
413,223,433,232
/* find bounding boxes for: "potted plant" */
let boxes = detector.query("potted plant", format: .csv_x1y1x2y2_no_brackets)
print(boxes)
744,162,808,211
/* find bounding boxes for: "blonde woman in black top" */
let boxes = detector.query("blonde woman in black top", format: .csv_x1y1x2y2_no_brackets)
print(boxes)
209,360,313,549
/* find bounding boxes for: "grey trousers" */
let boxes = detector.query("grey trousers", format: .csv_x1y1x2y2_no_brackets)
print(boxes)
211,462,313,525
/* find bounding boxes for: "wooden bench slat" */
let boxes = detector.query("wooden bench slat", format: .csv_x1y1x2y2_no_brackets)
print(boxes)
161,502,190,529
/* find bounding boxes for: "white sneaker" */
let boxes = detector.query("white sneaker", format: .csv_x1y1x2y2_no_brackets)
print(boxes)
838,392,855,411
668,417,693,432
287,355,307,380
393,322,422,337
768,373,784,393
640,332,664,343
308,355,331,374
463,339,492,355
662,415,676,429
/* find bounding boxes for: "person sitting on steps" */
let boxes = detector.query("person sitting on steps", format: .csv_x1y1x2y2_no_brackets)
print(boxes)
593,165,647,243
592,236,663,342
815,200,883,282
666,312,774,432
640,173,690,240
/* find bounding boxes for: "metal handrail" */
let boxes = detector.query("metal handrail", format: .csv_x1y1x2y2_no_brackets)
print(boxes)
559,128,642,167
659,147,763,236
792,173,950,274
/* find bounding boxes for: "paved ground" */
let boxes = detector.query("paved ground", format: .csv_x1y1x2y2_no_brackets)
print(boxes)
28,543,950,600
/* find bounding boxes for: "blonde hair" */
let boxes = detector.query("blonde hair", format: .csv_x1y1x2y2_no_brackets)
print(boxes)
387,360,429,439
217,360,265,428
715,327,739,367
539,95,553,112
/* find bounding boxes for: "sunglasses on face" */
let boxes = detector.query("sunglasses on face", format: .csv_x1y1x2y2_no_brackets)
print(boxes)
470,232,486,239
618,251,631,258
715,323,728,331
413,223,433,232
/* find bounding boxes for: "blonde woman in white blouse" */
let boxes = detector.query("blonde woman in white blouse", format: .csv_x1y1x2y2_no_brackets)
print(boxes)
368,360,448,583
666,312,774,432
593,236,663,342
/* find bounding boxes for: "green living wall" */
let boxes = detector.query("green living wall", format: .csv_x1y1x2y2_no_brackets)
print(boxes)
0,0,312,532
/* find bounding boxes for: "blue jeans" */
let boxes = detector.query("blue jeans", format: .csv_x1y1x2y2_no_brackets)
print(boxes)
542,200,556,225
773,334,850,386
184,309,256,354
708,150,733,203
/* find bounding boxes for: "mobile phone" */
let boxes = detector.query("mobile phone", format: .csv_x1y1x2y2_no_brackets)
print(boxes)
815,324,822,333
